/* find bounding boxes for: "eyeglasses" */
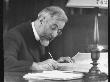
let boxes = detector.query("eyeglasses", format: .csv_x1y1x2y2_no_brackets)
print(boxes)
51,24,63,36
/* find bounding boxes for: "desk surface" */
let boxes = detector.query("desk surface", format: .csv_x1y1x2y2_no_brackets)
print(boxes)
4,72,108,82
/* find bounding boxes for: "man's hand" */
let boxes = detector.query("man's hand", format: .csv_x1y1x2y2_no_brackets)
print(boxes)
31,59,58,71
57,56,75,63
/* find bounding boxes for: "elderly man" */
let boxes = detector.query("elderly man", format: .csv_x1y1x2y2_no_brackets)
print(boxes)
4,6,73,72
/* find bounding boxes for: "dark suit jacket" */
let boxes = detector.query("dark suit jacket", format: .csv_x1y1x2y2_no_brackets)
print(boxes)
4,21,50,72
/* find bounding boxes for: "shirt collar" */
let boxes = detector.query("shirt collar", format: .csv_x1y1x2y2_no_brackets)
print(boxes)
31,22,40,41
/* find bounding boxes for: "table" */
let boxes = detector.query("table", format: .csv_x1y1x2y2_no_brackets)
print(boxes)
4,72,108,82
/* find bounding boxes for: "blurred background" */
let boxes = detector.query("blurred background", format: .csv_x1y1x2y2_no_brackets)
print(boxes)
3,0,108,60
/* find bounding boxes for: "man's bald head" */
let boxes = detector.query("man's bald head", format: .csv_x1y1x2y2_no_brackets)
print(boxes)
38,6,68,23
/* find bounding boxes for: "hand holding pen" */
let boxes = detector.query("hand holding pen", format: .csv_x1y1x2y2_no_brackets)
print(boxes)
48,52,54,59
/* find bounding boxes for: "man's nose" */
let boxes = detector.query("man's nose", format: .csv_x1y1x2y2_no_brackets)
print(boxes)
52,30,58,37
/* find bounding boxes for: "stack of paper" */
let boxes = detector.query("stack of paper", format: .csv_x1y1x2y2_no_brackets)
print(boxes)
23,70,84,80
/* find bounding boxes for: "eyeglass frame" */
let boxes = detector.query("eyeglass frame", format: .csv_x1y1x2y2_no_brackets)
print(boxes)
50,24,63,36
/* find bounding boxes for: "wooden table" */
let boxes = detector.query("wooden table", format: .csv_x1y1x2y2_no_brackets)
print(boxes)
4,72,108,82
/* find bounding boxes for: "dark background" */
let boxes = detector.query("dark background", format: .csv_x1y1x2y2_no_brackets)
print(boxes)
3,0,108,60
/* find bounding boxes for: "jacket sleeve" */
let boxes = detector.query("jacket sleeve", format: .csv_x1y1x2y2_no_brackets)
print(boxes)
4,31,33,72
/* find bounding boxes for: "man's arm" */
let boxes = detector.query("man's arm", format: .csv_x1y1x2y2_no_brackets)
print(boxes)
4,31,33,72
4,31,59,72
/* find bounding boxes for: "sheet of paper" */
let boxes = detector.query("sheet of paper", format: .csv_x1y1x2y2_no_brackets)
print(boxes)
23,70,84,80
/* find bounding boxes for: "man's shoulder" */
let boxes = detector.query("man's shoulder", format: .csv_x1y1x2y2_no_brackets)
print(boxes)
4,21,31,37
13,21,32,31
7,21,31,34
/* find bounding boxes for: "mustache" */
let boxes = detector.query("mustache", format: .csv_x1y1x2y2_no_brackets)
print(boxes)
40,34,54,41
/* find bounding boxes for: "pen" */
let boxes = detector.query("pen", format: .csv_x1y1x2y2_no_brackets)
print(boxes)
48,52,53,59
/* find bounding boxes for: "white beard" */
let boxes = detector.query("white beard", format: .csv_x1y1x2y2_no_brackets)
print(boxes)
40,39,49,46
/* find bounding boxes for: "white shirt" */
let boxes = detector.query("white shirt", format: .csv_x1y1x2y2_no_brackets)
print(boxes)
31,22,49,46
31,22,40,41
